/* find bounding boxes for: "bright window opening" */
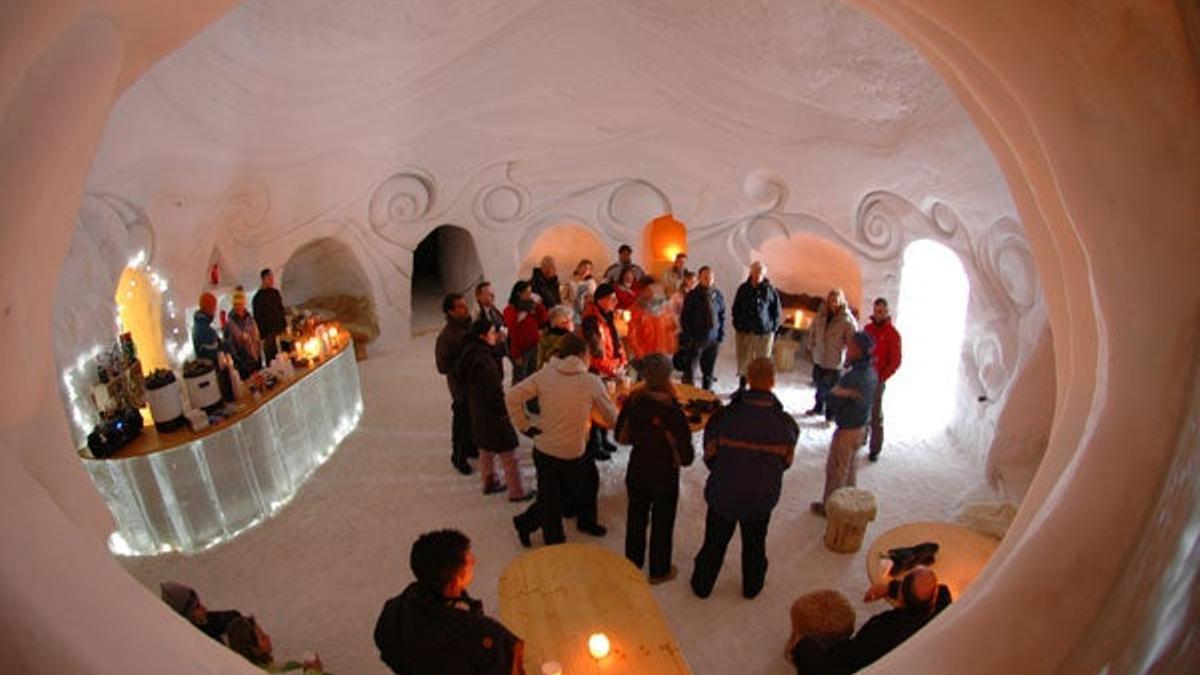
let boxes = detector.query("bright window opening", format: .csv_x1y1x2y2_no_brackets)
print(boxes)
889,239,969,435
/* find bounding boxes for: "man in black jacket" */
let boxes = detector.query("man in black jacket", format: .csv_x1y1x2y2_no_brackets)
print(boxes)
375,529,524,675
436,293,476,475
790,566,952,675
679,266,726,390
529,255,561,309
252,268,287,364
730,261,782,389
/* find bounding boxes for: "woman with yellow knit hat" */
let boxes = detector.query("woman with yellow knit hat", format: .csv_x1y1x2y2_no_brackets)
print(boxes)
225,286,263,378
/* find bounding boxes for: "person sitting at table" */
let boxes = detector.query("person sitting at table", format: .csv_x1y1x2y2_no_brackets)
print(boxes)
536,305,574,370
226,614,327,673
509,333,617,547
456,318,534,502
615,353,694,584
160,580,242,644
789,566,952,675
690,357,798,600
191,292,225,365
374,529,524,675
225,287,263,378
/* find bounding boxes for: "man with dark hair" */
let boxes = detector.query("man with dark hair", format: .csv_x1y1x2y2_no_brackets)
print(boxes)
509,332,618,546
863,298,902,461
603,244,646,284
811,331,879,517
252,267,287,364
679,266,726,390
475,281,508,372
436,293,476,475
789,567,951,674
691,357,798,600
374,529,524,675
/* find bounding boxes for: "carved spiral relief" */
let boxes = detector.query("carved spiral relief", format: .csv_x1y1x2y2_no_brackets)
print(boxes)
368,169,437,243
852,192,908,261
742,169,788,214
219,179,273,245
599,179,672,236
930,201,963,237
473,181,530,229
971,330,1014,398
975,218,1038,313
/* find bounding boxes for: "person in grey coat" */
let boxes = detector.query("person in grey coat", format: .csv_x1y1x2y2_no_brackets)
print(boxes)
805,288,858,420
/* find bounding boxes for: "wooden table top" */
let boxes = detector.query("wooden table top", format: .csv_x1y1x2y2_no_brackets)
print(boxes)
499,543,691,675
865,521,999,600
81,343,351,461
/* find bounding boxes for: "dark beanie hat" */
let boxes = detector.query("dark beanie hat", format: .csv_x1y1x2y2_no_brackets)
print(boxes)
852,331,875,354
593,283,616,301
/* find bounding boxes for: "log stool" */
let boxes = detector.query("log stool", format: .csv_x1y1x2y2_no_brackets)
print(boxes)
823,487,877,553
773,337,800,372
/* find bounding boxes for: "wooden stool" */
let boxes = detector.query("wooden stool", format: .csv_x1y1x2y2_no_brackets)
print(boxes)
823,487,877,553
774,337,800,372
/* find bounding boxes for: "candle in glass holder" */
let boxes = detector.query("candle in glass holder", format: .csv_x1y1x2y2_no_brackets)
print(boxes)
588,632,611,659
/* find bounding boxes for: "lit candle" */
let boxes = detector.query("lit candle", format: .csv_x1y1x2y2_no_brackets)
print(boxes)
588,632,611,659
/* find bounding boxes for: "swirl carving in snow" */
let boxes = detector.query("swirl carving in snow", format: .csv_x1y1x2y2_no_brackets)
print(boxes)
599,179,672,238
852,192,911,261
473,181,530,229
368,169,437,244
976,218,1038,313
219,179,273,246
742,169,788,214
80,193,157,265
930,200,963,237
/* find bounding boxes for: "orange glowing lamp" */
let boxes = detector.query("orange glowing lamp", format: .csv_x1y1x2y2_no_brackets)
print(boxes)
644,213,688,274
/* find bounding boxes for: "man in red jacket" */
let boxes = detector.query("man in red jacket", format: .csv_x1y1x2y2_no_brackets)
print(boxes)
863,298,902,461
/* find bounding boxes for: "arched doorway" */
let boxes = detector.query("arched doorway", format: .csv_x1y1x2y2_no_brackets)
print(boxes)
757,231,864,321
410,225,484,335
114,266,168,371
520,223,610,281
890,239,970,435
281,237,379,344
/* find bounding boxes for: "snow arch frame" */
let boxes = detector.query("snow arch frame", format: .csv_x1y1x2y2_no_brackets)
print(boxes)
0,2,1196,673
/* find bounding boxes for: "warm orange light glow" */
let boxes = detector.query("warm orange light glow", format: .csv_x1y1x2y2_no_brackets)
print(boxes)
644,213,688,274
587,632,611,659
303,337,323,359
115,266,168,370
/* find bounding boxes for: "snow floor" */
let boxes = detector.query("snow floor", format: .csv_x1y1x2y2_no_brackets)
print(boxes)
121,333,1003,674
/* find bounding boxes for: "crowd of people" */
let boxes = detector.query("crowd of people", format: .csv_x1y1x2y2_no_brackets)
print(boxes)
166,243,916,674
191,267,288,378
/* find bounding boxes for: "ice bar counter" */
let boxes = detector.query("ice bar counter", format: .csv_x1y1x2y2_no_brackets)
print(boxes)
79,344,363,556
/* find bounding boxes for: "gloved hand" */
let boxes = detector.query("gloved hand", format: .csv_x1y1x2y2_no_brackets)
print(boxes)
522,426,543,438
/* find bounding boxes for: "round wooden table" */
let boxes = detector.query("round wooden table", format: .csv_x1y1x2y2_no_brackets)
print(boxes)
499,543,691,674
865,521,999,600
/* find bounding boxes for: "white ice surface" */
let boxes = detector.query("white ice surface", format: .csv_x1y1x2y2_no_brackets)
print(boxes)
121,333,1000,674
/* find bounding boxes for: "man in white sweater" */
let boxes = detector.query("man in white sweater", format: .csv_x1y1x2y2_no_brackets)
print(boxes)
508,333,618,546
